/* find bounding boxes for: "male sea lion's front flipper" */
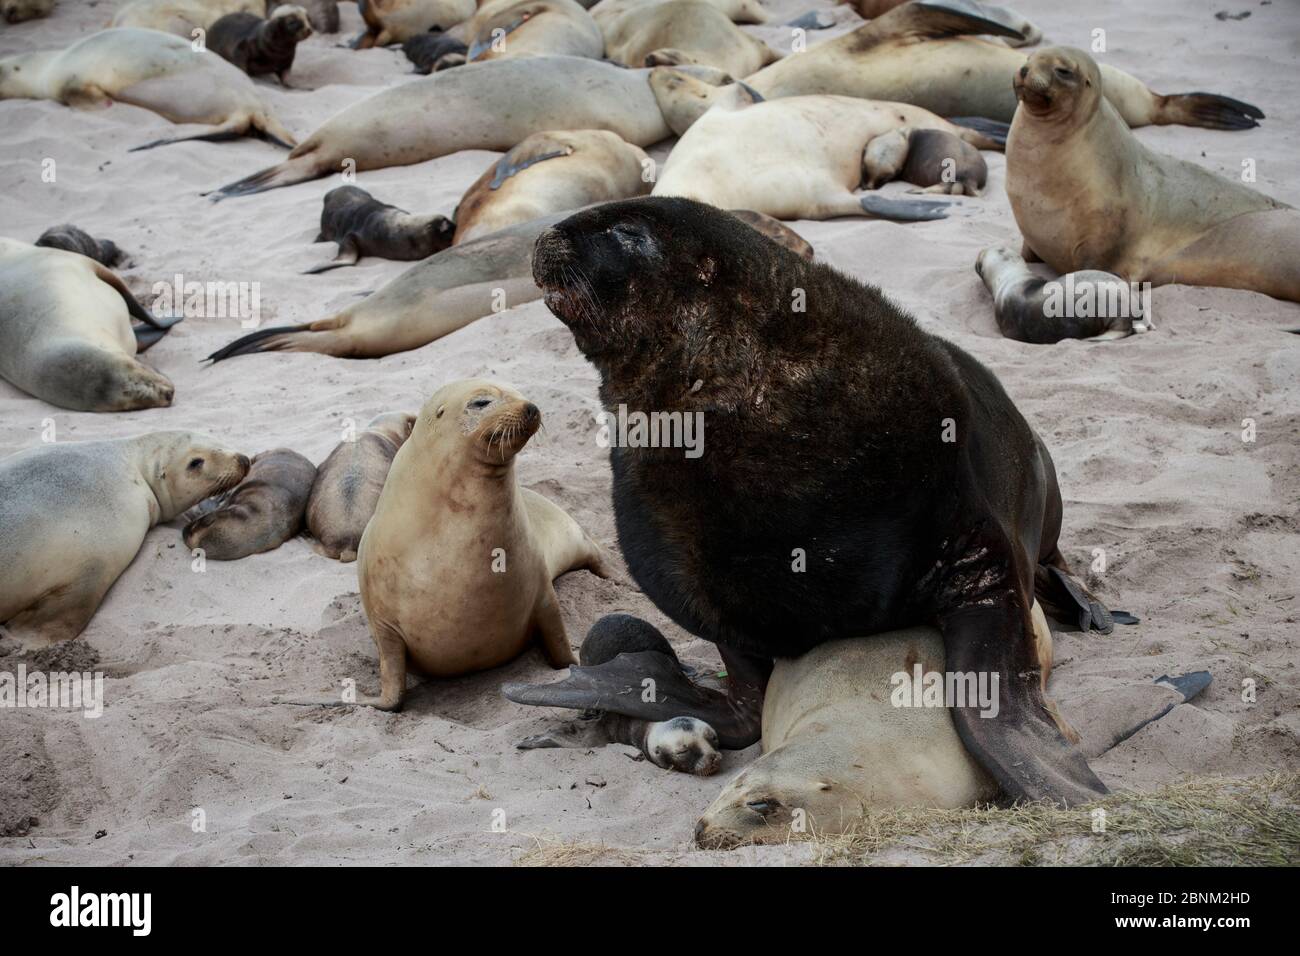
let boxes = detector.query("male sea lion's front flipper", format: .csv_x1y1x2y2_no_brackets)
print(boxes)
887,0,1026,42
940,599,1109,806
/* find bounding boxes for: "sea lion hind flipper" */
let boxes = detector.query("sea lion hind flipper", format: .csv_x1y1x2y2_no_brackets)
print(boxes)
784,10,836,30
888,0,1025,42
206,324,311,362
209,144,324,201
948,116,1009,147
490,140,574,190
1038,564,1114,634
940,601,1109,806
859,194,952,221
1156,92,1263,131
133,316,182,352
502,651,749,747
90,261,171,329
303,239,361,274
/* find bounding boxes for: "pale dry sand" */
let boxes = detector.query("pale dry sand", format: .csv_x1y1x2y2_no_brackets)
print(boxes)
0,0,1297,865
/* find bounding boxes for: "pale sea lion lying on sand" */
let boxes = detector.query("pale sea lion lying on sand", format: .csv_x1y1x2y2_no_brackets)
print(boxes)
597,0,778,75
0,433,249,646
182,448,317,560
0,29,297,151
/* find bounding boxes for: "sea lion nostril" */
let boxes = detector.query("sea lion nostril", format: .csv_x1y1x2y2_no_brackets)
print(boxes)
522,402,540,423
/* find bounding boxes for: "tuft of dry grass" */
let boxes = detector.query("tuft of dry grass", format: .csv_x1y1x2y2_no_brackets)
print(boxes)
513,833,646,867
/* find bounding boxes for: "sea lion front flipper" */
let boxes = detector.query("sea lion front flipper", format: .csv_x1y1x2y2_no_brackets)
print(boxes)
1037,564,1120,633
91,261,171,330
489,138,574,190
884,0,1025,42
859,194,953,221
533,584,578,668
939,599,1109,807
133,316,183,352
1071,671,1212,759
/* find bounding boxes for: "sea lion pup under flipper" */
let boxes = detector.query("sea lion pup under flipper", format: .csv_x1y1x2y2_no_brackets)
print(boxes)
35,225,125,268
0,434,249,647
744,0,1262,131
402,30,469,72
976,247,1148,344
863,127,987,195
1008,47,1300,305
0,29,297,151
306,412,416,561
0,239,179,411
182,449,317,560
282,381,611,710
465,0,604,62
452,130,652,245
597,0,779,76
651,87,1001,220
509,196,1125,806
355,0,476,48
2,0,55,23
306,186,454,273
211,57,671,200
208,6,314,85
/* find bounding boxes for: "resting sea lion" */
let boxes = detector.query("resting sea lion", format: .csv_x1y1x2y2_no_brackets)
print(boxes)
453,130,652,245
182,448,317,560
1007,47,1300,304
110,0,266,35
0,29,297,151
975,246,1148,344
35,225,124,268
291,381,610,709
0,433,249,646
270,0,339,32
744,0,1263,131
207,206,814,359
402,30,469,72
465,0,604,61
652,88,1002,220
597,0,778,75
306,412,416,561
506,197,1127,805
0,239,178,411
863,126,987,195
212,57,671,199
208,6,314,84
306,185,454,273
849,0,1040,46
2,0,55,22
593,0,768,24
355,0,476,48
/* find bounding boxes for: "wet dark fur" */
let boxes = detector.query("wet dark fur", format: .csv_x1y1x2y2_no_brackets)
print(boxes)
182,449,316,560
208,10,312,82
35,225,123,267
315,186,453,265
402,31,468,73
526,196,1116,803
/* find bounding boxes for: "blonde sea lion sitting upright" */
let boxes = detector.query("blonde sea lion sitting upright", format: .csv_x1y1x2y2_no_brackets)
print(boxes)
291,381,611,710
0,28,297,150
1007,46,1300,306
744,0,1263,131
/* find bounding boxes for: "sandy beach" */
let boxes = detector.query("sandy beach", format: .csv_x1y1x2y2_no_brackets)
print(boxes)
0,0,1297,865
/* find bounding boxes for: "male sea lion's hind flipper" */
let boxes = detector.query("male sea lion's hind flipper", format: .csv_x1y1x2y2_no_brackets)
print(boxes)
859,194,953,221
206,324,311,362
949,116,1009,148
133,315,183,352
889,0,1025,42
1156,92,1263,131
502,650,749,748
1037,564,1116,634
940,601,1110,807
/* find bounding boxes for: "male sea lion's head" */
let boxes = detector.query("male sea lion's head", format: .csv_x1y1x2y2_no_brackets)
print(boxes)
1013,46,1100,124
415,379,541,466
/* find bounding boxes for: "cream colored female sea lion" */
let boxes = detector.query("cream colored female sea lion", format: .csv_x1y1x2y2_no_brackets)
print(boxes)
337,380,609,709
453,130,651,245
597,0,778,75
207,206,815,360
306,412,416,561
592,0,768,27
2,0,55,22
0,433,249,646
1007,47,1300,304
464,0,604,61
744,0,1263,131
652,89,1002,220
0,29,297,150
111,0,267,36
863,126,987,195
0,239,177,412
975,246,1147,344
355,0,476,48
182,448,317,560
212,56,671,198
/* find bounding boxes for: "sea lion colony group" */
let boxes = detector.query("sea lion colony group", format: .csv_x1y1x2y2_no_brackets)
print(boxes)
0,0,1293,850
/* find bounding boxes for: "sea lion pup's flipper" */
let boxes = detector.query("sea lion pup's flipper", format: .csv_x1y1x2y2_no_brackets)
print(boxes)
939,598,1110,807
303,238,361,274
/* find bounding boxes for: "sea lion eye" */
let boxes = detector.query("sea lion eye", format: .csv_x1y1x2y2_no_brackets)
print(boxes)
1054,67,1075,80
436,405,446,419
188,458,204,471
745,799,778,815
468,397,493,410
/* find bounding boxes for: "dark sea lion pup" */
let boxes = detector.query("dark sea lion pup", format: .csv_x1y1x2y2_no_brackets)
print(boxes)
208,6,314,85
402,30,468,73
183,448,317,560
35,224,125,268
506,197,1135,805
306,185,454,273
